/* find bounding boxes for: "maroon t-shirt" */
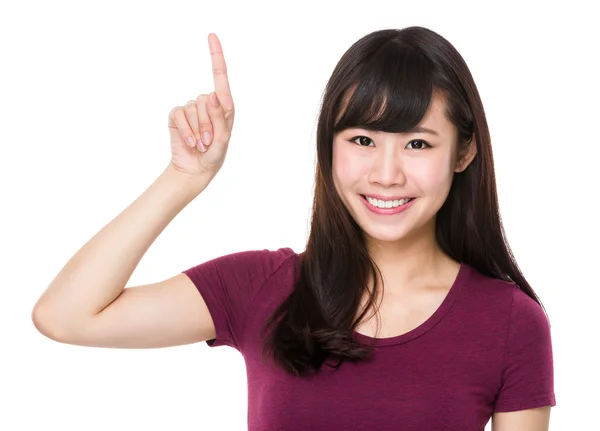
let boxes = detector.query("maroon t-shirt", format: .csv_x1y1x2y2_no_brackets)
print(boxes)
182,247,556,430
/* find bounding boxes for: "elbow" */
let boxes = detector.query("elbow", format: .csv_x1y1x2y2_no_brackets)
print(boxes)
31,303,69,343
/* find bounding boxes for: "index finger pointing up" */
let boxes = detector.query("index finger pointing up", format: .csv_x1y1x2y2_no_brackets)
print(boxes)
208,33,234,125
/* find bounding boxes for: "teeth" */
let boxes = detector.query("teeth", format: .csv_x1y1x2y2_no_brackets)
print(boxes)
366,196,412,208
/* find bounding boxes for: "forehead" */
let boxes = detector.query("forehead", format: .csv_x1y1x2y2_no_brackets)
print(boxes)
421,93,450,126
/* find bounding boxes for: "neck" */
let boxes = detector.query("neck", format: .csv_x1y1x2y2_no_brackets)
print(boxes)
364,224,455,295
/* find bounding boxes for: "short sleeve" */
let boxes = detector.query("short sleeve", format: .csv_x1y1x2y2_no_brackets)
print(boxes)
181,247,296,352
493,286,557,412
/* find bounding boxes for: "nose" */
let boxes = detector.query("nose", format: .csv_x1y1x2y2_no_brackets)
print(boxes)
367,145,407,188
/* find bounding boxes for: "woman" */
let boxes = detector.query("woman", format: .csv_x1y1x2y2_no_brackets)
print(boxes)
32,27,556,430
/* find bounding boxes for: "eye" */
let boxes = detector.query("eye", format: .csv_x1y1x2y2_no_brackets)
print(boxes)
349,135,374,147
348,135,432,150
406,139,432,150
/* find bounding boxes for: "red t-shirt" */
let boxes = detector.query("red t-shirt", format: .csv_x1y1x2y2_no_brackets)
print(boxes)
182,247,556,430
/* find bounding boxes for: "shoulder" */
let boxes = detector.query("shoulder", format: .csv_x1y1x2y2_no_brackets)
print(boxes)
461,265,549,331
464,265,552,360
461,264,518,311
506,285,551,342
472,266,548,327
203,246,298,270
183,246,300,286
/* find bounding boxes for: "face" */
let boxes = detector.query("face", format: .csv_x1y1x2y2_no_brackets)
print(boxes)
332,93,476,247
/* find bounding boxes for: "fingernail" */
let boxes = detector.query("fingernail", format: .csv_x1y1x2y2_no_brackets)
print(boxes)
198,141,207,152
186,136,195,146
203,132,212,146
210,92,220,107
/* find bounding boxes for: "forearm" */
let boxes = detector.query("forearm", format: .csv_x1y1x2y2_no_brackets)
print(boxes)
33,163,209,327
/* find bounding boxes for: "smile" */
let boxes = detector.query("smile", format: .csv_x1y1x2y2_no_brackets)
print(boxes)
360,195,416,215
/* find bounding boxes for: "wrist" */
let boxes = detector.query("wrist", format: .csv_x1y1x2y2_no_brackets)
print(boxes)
163,163,211,196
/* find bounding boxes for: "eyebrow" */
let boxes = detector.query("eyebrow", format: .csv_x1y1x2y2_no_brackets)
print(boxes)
350,126,440,136
408,126,439,136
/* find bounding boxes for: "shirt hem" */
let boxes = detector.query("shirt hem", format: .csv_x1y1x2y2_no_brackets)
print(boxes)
493,393,556,412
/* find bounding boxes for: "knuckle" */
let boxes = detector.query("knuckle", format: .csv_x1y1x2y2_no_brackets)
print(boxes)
215,128,231,141
212,67,227,76
174,108,186,122
184,101,196,112
169,106,182,118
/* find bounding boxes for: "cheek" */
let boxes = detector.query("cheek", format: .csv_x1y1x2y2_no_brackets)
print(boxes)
409,154,454,191
333,146,365,185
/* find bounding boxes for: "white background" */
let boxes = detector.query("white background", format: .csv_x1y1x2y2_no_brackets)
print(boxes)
1,0,597,429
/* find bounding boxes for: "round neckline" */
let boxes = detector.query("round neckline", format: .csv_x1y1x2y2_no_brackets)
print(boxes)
351,261,471,347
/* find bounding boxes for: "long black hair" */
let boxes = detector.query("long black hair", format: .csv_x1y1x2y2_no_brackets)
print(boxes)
261,26,549,377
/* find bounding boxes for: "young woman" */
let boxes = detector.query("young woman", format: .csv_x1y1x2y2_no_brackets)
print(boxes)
32,27,556,430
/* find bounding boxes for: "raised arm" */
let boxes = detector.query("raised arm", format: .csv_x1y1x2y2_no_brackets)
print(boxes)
32,33,235,348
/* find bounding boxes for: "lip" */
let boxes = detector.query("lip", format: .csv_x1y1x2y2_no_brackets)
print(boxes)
360,194,416,215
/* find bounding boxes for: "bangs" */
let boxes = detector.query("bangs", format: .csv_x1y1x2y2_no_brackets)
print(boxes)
333,42,436,134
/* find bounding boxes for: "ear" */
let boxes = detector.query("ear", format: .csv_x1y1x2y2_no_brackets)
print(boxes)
455,134,477,173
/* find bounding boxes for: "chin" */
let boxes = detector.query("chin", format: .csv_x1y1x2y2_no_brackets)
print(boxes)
360,225,413,244
355,213,433,245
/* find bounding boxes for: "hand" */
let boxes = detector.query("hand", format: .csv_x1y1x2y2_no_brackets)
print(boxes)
167,33,235,180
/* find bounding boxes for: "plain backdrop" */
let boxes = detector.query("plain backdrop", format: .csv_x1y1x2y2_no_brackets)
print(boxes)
1,0,597,429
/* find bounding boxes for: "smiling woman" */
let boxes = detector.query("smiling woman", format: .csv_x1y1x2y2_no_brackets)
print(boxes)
253,25,555,429
32,26,556,431
332,92,466,244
